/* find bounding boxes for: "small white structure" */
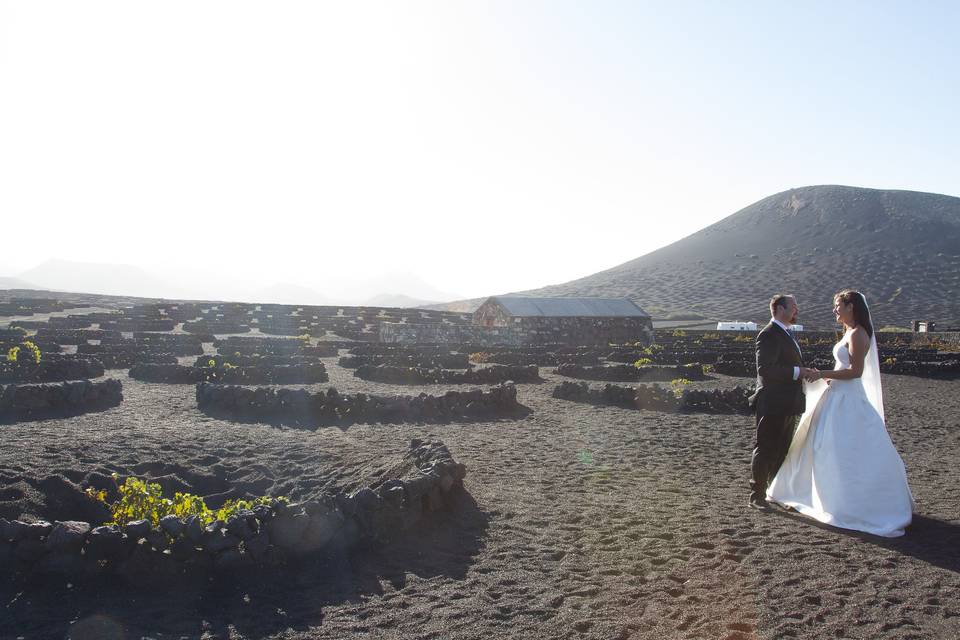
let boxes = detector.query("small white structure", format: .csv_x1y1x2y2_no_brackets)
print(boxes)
789,324,804,332
717,321,758,331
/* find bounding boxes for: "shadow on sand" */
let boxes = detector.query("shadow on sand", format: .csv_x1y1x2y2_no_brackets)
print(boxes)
772,509,960,573
0,488,491,640
197,404,534,431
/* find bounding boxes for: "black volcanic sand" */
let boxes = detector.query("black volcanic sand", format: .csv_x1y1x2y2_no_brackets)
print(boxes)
1,356,959,640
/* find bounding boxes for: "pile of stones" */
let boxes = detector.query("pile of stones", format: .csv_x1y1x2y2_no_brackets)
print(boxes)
354,364,541,385
196,381,523,427
0,379,123,422
0,439,466,577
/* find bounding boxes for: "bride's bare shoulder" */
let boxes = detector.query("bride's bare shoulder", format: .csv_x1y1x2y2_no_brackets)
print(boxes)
850,325,870,348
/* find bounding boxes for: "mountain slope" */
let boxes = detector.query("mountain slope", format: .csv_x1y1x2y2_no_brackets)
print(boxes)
481,186,960,328
18,259,174,298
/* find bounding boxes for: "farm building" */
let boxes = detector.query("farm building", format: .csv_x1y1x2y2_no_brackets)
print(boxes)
717,321,758,331
472,296,653,346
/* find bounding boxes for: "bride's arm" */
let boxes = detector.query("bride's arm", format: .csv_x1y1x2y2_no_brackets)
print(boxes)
820,328,870,380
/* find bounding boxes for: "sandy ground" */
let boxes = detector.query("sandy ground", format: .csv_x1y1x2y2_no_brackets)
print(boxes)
1,356,959,640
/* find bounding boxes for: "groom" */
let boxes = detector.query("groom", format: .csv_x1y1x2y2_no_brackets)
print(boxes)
747,294,818,511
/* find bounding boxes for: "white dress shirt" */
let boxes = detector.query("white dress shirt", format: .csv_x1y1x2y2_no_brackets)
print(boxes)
771,318,801,381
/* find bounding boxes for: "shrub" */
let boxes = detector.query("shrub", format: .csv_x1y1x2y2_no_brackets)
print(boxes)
6,340,41,364
470,352,491,364
883,357,897,366
671,329,687,337
670,377,691,398
633,357,653,367
86,474,287,528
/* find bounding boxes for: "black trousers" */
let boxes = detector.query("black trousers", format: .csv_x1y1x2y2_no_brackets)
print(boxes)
750,413,799,500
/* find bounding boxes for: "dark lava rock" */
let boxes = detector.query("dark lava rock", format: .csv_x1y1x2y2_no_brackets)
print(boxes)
45,520,91,553
203,531,240,553
7,520,53,542
159,515,185,538
268,512,309,550
86,525,127,561
352,488,380,512
243,531,270,559
225,514,254,540
125,519,152,540
185,515,204,542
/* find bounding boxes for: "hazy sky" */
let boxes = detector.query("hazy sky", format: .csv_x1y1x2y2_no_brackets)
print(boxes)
1,1,958,301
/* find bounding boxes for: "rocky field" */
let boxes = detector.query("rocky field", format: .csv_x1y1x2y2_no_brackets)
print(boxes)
1,352,958,640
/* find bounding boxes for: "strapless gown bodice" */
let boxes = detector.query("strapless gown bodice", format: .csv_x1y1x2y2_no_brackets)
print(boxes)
767,336,913,537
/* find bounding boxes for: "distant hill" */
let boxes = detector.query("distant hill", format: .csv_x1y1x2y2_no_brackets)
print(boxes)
17,259,173,298
252,282,331,306
363,293,443,308
0,277,44,291
432,186,960,328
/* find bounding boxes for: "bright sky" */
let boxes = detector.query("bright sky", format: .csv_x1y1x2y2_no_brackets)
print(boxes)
1,1,958,301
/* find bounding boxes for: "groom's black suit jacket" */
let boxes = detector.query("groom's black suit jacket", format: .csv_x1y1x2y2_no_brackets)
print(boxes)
749,321,805,416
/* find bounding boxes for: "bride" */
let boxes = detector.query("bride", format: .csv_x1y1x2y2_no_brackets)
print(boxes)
767,290,913,537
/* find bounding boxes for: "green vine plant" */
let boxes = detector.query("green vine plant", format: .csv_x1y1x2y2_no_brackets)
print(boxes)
633,357,653,368
6,340,41,364
669,377,691,398
85,474,287,528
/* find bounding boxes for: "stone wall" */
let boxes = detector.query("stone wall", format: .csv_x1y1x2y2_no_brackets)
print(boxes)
354,364,540,385
196,382,524,427
381,319,654,347
130,363,329,385
0,379,123,422
552,381,752,414
0,440,467,578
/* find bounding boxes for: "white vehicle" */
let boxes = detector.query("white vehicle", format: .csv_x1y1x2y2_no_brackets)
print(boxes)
717,321,758,331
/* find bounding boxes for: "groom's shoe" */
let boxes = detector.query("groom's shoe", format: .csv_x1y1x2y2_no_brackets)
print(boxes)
748,496,771,512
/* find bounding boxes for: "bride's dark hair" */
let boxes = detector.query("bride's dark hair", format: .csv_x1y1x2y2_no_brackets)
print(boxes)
835,289,874,338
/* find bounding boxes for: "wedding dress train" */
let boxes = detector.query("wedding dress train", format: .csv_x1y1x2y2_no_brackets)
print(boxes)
767,334,913,537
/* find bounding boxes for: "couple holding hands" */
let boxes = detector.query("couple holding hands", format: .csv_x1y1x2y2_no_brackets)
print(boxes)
747,290,913,537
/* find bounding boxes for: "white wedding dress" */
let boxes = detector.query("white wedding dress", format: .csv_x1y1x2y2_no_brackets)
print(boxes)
767,331,914,537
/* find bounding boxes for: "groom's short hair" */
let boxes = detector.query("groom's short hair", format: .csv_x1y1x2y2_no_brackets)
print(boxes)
769,294,794,316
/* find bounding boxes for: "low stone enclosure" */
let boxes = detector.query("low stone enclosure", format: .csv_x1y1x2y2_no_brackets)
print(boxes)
552,380,752,414
193,354,326,368
0,379,123,422
196,382,525,428
98,319,177,332
347,344,456,356
182,319,251,334
556,363,708,382
339,353,472,370
0,440,467,578
130,363,329,385
213,337,339,358
354,364,541,386
0,358,105,383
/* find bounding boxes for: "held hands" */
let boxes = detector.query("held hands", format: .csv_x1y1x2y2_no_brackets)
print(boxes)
800,367,821,382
